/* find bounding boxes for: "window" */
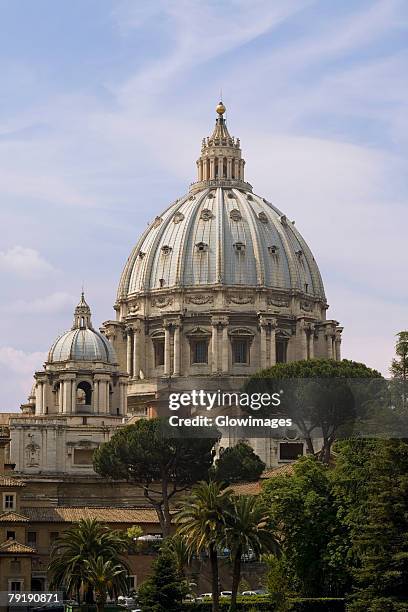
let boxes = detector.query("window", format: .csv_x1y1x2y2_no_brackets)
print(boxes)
50,532,59,545
191,340,208,364
232,338,250,364
154,340,165,367
73,449,94,465
7,530,15,540
3,493,15,510
10,560,21,572
127,575,137,590
9,581,23,592
279,443,304,461
27,531,37,547
276,340,287,363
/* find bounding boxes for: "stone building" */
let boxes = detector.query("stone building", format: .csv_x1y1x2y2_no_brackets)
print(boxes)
102,102,343,432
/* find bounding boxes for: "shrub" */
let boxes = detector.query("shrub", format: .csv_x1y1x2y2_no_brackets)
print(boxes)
182,597,345,611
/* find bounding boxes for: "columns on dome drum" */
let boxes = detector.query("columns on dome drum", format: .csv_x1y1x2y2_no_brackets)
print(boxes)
259,316,278,369
173,321,182,377
126,327,132,375
335,327,343,361
211,316,229,374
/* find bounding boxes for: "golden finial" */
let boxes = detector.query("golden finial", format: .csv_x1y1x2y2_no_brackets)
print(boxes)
216,100,226,115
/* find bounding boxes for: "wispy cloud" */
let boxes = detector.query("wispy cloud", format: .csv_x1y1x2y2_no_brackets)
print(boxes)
0,246,55,279
4,292,76,315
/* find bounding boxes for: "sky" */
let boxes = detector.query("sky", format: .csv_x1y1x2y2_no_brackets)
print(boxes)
0,0,407,411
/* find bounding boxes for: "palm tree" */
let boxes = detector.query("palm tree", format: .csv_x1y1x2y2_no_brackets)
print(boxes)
48,518,130,602
176,481,233,612
224,495,278,612
164,533,191,577
84,556,129,612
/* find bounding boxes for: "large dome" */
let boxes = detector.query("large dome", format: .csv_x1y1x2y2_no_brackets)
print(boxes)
117,187,325,299
48,293,116,364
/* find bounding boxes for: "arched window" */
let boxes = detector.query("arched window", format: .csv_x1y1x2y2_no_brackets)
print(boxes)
77,381,92,406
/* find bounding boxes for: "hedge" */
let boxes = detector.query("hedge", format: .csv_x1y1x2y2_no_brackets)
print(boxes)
183,598,345,611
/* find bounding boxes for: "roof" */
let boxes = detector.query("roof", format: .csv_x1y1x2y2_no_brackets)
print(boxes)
0,539,36,554
261,463,296,479
22,507,161,524
0,511,29,522
0,475,25,487
117,187,326,298
230,463,296,496
230,481,262,496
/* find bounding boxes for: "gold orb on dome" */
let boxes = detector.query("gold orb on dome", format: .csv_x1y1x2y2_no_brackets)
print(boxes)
216,101,226,115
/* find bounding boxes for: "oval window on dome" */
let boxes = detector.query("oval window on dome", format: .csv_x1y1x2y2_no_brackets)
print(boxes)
161,245,172,255
200,209,214,221
230,209,242,221
258,211,269,224
195,242,209,253
173,212,184,224
233,242,246,253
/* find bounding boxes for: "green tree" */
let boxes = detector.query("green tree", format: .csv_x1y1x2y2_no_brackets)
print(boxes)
212,442,265,483
245,359,383,463
332,439,408,611
390,332,408,381
93,418,219,536
162,533,191,577
176,480,233,612
137,549,186,612
84,556,128,612
224,495,277,611
261,455,350,597
48,518,129,602
264,554,292,612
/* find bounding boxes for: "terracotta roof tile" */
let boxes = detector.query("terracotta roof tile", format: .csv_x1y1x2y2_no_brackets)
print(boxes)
0,539,36,554
23,507,161,524
0,475,25,487
0,511,29,522
230,481,262,496
262,463,295,479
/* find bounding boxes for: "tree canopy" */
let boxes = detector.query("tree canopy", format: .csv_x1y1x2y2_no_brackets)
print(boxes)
93,417,219,536
212,441,265,483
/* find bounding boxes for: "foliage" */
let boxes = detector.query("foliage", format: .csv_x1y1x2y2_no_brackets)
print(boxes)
332,440,408,611
84,556,128,611
223,495,277,611
93,418,219,535
182,598,345,611
176,481,233,612
244,359,383,462
261,456,350,597
48,518,129,603
264,554,292,611
138,548,186,612
390,331,408,380
212,442,265,483
162,533,191,576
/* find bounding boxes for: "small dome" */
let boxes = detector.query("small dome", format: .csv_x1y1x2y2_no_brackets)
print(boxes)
48,294,116,364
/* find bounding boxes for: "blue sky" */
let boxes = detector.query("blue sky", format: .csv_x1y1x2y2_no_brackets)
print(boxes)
0,0,407,411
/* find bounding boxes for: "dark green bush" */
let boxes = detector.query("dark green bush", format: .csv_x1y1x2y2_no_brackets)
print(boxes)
183,597,345,611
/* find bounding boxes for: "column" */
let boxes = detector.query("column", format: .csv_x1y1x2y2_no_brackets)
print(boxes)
218,157,223,179
63,380,72,413
42,383,47,414
308,325,315,360
126,329,132,376
240,159,245,180
173,324,181,376
164,324,171,377
35,383,43,415
106,382,110,414
93,380,99,413
222,323,229,373
211,319,219,374
335,330,342,361
297,319,308,360
326,333,333,359
60,382,64,413
71,380,77,412
119,382,126,415
210,158,215,180
234,159,239,179
133,326,140,379
259,320,267,370
270,326,277,366
97,379,107,413
227,158,232,179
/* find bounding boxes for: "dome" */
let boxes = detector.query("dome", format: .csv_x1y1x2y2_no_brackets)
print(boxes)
118,103,325,302
48,293,117,364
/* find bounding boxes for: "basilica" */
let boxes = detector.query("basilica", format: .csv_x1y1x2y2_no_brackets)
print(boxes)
9,102,343,475
0,102,344,592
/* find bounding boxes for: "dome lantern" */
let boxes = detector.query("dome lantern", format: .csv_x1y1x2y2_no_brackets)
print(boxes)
194,102,247,191
73,291,92,329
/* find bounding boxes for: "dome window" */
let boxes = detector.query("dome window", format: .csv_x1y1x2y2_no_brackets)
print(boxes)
233,242,246,253
246,193,253,200
196,242,208,252
152,216,163,228
295,249,303,259
138,251,146,259
258,212,269,224
227,192,235,198
159,278,165,288
280,215,287,225
200,209,213,221
268,245,279,255
207,192,215,199
161,245,172,255
230,209,242,221
173,212,184,224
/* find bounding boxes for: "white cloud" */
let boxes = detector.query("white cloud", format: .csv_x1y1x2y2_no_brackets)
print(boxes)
6,292,76,315
0,246,54,279
0,346,46,375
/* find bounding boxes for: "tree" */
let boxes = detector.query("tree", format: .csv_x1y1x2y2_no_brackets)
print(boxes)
212,442,265,483
176,480,233,612
245,359,383,463
224,495,277,611
162,533,191,577
390,331,408,411
137,549,186,612
84,556,128,612
261,455,350,597
48,518,129,603
93,418,219,536
332,439,408,611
